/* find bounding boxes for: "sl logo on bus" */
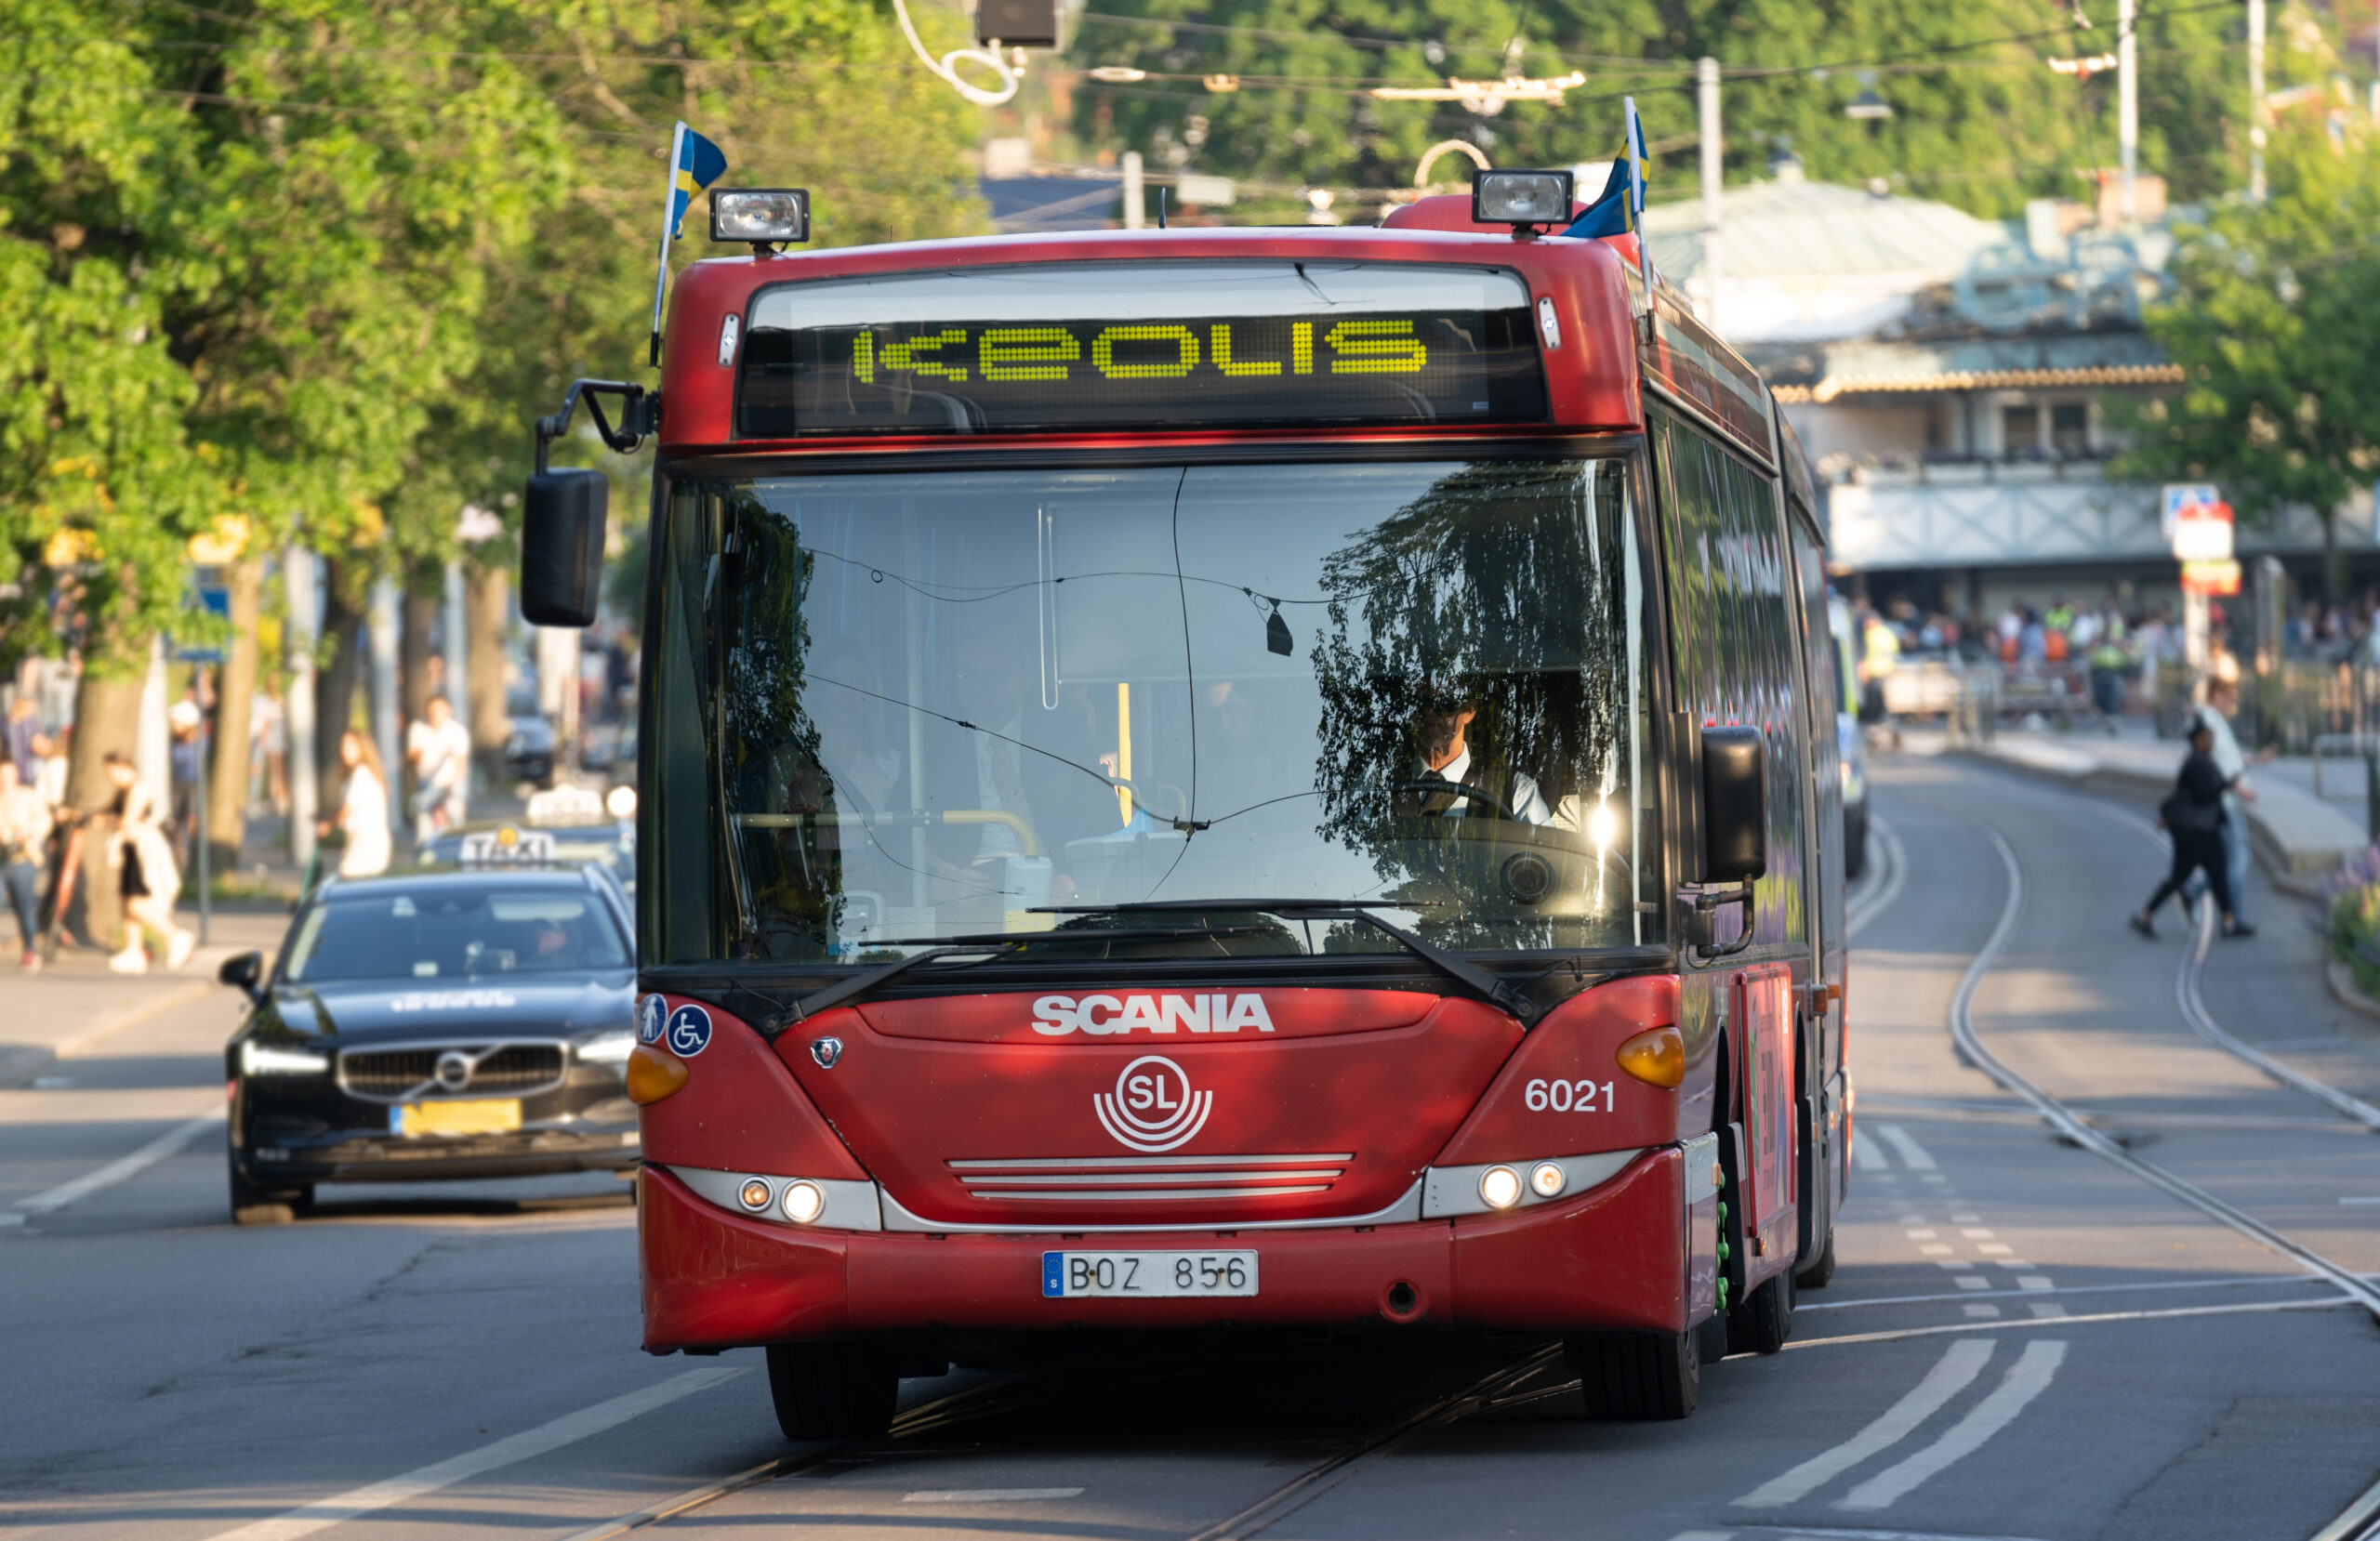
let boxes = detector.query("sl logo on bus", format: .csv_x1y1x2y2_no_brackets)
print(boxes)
1094,1055,1212,1153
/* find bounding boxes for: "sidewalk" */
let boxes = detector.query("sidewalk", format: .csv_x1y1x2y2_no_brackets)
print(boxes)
0,907,290,1088
1932,725,2369,887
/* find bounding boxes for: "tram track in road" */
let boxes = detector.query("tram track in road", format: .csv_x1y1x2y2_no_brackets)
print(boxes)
1940,813,2380,1322
554,1345,1573,1541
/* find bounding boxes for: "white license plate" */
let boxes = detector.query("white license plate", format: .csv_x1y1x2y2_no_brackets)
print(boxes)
1041,1250,1257,1298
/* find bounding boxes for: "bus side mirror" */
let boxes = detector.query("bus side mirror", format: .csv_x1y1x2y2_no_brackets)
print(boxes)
1701,726,1767,883
521,468,608,628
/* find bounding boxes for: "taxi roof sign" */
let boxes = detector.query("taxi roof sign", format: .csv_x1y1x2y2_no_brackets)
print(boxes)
526,786,609,826
460,827,560,864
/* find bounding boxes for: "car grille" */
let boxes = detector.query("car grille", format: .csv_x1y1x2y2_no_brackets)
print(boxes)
337,1042,567,1102
945,1152,1353,1204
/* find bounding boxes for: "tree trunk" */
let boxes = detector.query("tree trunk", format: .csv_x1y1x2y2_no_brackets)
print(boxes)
314,564,364,779
62,660,148,951
466,563,512,789
400,569,440,806
205,557,264,877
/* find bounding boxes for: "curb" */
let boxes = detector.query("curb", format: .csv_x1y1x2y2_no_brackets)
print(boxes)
2327,959,2380,1028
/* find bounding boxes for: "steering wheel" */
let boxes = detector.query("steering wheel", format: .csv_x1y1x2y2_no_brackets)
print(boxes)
1395,778,1517,821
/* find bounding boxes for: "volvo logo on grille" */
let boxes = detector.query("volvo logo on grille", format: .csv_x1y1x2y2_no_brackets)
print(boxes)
1093,1055,1212,1152
433,1051,474,1092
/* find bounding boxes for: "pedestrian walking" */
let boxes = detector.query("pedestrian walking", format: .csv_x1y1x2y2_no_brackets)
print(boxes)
0,757,50,970
322,729,391,878
167,694,203,869
403,694,470,848
2131,721,2253,939
2182,678,2257,929
102,752,194,972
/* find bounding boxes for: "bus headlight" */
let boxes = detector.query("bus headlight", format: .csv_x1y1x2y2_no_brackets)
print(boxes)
780,1180,826,1224
1529,1161,1567,1198
241,1041,330,1076
738,1178,774,1211
1478,1165,1523,1209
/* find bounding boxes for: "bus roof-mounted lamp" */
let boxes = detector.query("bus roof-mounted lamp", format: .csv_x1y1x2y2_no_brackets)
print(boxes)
1472,167,1573,240
710,188,811,257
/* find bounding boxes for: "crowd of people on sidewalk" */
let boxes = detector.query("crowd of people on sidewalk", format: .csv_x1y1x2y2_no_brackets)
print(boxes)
0,652,483,973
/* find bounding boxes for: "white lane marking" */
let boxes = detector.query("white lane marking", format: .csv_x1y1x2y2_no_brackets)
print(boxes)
2015,1276,2055,1292
1964,1305,2000,1319
1918,1245,1952,1257
1976,1244,2013,1256
1663,1532,1733,1541
903,1488,1085,1503
1950,1212,1983,1223
551,1454,796,1541
1853,1139,1890,1173
2342,1196,2380,1205
1734,1524,2059,1541
1789,1295,2356,1350
1732,1339,1996,1508
1918,1174,1949,1186
2027,1303,2067,1319
0,1213,24,1228
1953,1277,1990,1290
1799,1271,2363,1312
197,1368,740,1541
1871,1126,1936,1170
1837,1341,2068,1510
14,1109,225,1215
1961,1229,1995,1239
1904,1229,1937,1239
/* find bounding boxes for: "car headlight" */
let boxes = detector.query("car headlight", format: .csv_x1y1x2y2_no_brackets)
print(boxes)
575,1031,636,1065
241,1041,331,1076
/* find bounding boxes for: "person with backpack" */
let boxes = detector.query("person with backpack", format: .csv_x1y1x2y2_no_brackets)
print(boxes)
2130,720,2253,939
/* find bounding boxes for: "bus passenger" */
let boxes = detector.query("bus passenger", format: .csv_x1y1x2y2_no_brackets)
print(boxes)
1397,702,1552,824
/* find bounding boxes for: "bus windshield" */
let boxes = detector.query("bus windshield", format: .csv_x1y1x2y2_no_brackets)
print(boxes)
647,456,1661,965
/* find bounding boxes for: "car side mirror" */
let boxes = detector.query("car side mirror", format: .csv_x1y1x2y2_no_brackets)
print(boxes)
520,468,608,628
218,950,267,1002
1701,725,1767,883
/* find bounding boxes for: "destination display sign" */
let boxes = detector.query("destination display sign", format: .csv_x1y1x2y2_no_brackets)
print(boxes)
732,263,1551,437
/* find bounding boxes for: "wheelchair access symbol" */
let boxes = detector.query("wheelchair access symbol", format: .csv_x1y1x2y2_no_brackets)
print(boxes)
665,1004,713,1058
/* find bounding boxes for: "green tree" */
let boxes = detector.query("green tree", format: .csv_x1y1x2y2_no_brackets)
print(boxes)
2117,116,2380,599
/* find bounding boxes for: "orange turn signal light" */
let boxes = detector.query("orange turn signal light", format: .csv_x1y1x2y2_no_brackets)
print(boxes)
627,1042,689,1105
1615,1024,1685,1088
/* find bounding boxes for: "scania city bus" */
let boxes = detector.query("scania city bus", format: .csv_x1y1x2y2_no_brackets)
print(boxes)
518,174,1850,1435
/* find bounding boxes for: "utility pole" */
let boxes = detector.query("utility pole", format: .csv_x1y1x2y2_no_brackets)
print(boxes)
2117,0,2138,223
2247,0,2267,204
1698,56,1724,333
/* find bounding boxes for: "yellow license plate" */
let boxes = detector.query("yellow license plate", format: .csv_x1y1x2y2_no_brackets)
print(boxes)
395,1100,522,1137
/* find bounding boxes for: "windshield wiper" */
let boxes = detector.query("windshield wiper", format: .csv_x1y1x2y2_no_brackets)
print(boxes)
761,943,1017,1037
1036,899,1540,1024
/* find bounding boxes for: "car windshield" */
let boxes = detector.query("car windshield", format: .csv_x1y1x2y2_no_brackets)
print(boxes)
647,457,1659,964
284,885,631,981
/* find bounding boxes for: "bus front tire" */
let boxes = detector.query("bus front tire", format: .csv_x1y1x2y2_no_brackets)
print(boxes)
1567,1328,1699,1421
766,1341,898,1442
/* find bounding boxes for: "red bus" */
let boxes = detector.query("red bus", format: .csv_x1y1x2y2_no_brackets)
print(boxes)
519,175,1850,1434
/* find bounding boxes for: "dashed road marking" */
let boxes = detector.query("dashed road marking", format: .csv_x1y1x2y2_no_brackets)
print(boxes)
197,1368,740,1541
1733,1340,1995,1508
1836,1341,2067,1510
1788,1295,2356,1349
1871,1126,1937,1170
1853,1139,1890,1173
14,1108,225,1217
903,1488,1085,1503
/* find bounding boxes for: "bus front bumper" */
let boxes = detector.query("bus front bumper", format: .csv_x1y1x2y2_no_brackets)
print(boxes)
638,1146,1694,1354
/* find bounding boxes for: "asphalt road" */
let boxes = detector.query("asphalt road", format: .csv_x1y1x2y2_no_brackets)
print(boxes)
5,753,2379,1541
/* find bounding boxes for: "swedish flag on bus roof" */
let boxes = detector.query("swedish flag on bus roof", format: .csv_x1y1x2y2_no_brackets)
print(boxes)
649,123,729,366
1562,99,1651,240
667,125,728,239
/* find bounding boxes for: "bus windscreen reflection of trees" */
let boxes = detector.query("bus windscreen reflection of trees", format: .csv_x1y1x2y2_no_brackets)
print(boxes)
1310,460,1641,949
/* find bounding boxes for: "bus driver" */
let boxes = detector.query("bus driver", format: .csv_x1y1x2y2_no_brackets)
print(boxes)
1397,701,1553,824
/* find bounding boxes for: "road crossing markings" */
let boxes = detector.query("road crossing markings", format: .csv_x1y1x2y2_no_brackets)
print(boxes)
2342,1196,2380,1205
1963,1305,2001,1319
1798,1270,2370,1313
12,1107,224,1218
1732,1340,1996,1508
1852,1139,1889,1173
1870,1126,1937,1170
196,1368,741,1541
1835,1340,2066,1510
903,1488,1085,1502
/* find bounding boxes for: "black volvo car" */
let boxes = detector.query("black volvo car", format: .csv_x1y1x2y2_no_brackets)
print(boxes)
220,865,640,1223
